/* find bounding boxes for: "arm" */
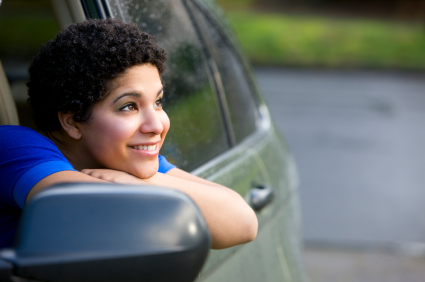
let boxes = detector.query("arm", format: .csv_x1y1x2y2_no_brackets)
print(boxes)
165,167,222,186
26,171,108,204
82,168,258,249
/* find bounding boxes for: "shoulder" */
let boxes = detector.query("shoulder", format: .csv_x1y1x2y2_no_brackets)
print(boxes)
0,125,75,208
0,125,64,157
0,125,40,135
0,125,55,147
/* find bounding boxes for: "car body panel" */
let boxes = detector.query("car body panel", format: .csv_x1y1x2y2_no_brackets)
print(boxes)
193,106,306,281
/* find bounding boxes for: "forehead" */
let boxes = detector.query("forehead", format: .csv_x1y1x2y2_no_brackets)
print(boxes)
104,64,162,99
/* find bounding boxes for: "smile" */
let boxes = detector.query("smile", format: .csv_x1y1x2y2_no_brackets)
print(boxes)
129,145,157,151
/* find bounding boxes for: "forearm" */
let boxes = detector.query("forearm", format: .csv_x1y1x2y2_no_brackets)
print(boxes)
27,170,109,204
81,168,258,249
165,168,222,186
144,173,258,249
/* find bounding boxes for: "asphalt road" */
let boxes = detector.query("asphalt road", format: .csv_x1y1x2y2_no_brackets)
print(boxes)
254,68,425,247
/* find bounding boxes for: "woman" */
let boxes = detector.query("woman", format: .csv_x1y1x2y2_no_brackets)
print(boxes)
0,19,257,249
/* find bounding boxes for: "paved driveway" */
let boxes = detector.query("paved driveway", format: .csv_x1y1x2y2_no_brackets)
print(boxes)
255,68,425,245
254,68,425,281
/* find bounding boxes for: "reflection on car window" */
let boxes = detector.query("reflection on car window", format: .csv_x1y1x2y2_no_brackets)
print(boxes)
187,0,259,143
106,0,229,170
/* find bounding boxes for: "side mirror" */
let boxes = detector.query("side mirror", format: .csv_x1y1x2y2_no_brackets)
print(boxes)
0,183,210,282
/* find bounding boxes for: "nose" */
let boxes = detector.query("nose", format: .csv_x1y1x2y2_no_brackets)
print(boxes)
139,107,164,135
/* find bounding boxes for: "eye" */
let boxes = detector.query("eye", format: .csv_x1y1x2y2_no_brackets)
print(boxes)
154,96,163,108
120,102,138,112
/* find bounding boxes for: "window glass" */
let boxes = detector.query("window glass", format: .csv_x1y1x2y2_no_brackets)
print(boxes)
187,0,259,143
107,0,230,170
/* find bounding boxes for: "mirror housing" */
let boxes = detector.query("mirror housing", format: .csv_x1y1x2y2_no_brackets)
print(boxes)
0,183,210,282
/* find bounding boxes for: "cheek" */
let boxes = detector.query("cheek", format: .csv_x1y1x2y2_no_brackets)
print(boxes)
89,115,138,145
85,116,138,168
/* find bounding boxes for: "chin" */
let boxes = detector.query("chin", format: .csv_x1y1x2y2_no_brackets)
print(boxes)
132,162,159,179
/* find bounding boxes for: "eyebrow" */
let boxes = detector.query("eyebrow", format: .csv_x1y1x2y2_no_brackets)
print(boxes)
112,88,163,105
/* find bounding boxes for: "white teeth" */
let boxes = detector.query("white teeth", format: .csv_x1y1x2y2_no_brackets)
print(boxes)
131,145,156,151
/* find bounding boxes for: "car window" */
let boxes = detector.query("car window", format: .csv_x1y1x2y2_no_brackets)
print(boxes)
106,0,230,171
186,0,260,143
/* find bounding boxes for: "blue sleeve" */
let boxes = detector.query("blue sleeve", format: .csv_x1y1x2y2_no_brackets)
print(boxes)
158,155,176,173
0,126,77,209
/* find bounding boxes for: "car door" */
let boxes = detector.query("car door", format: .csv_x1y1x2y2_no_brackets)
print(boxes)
183,2,307,281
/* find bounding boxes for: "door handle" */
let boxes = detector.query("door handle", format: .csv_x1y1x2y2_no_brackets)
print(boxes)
250,184,274,211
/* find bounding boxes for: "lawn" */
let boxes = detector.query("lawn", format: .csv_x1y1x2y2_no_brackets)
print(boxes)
224,10,425,69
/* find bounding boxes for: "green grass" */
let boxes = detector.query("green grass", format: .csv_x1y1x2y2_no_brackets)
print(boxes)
225,10,425,69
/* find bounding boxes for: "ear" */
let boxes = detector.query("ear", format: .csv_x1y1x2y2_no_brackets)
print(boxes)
57,111,82,140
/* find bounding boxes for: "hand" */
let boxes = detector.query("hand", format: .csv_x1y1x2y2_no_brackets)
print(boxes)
81,168,148,185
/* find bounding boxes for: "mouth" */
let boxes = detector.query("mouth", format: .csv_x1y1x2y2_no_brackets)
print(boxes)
128,144,158,151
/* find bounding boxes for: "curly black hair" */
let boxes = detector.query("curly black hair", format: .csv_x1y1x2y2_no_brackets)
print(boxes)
27,18,167,131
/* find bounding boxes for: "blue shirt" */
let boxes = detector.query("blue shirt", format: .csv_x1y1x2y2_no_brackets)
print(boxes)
0,125,176,247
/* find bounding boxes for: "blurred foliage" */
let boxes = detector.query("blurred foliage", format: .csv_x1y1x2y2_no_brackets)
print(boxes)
218,7,425,69
216,0,254,9
2,0,425,69
216,0,255,10
0,0,58,60
218,0,425,22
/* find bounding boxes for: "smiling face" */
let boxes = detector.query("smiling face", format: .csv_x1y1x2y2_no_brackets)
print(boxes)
76,64,170,178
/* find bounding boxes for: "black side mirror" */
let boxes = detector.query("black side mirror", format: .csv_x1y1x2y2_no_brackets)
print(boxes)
0,183,210,282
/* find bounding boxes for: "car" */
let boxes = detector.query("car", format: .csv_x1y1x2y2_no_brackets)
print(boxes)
0,0,308,281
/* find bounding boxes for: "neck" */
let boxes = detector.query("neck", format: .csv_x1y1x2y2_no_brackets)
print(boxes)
43,129,99,171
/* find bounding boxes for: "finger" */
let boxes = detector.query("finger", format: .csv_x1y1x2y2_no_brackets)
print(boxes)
85,171,104,179
80,169,90,174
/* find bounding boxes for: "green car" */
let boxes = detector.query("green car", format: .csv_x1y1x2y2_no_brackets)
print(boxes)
0,0,307,281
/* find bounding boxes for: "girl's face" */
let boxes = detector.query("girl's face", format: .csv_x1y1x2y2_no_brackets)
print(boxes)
77,64,170,178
